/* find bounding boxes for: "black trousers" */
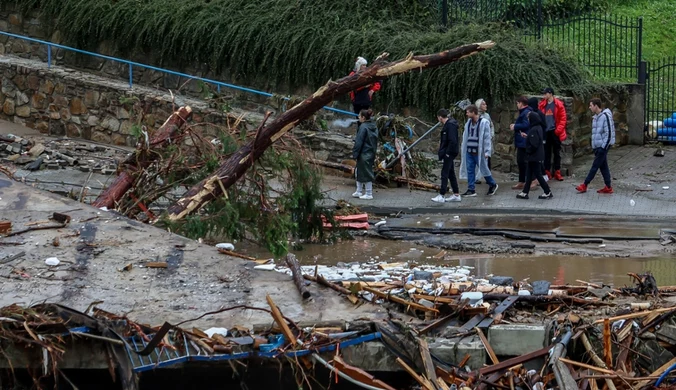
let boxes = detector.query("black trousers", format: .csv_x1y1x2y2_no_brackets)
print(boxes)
544,131,562,172
516,147,527,182
440,156,459,195
353,104,370,114
584,147,612,187
523,161,551,194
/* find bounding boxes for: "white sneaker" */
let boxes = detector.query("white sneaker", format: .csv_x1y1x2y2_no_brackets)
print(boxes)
359,194,373,200
445,194,462,202
352,191,363,198
431,194,445,203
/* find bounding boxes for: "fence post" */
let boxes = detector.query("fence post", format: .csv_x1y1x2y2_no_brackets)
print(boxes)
536,0,543,40
638,61,647,85
47,44,51,69
441,0,448,27
637,17,643,83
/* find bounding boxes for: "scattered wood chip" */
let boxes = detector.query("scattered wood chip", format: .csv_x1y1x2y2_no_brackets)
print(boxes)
119,263,132,272
0,220,11,234
146,262,168,268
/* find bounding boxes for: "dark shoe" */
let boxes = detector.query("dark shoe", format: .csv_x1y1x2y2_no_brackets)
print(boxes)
462,190,477,197
597,186,613,194
475,180,482,184
538,192,553,199
487,183,498,196
516,192,529,199
553,170,564,181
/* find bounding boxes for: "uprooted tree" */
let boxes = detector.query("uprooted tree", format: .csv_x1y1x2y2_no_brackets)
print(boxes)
165,41,495,220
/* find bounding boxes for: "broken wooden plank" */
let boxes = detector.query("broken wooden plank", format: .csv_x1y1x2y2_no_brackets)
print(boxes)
145,262,168,268
285,253,311,300
396,358,436,390
592,307,676,324
475,327,499,365
479,346,551,375
418,339,439,387
265,294,297,347
603,319,612,368
362,286,438,313
0,220,12,234
333,356,397,390
635,356,676,388
557,358,616,375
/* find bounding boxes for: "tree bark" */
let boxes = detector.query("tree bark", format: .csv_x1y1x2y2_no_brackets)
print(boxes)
91,106,193,209
285,253,311,300
394,176,441,191
308,159,355,174
165,42,495,220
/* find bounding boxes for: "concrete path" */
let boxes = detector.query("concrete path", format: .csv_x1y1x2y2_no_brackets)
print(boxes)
323,145,676,217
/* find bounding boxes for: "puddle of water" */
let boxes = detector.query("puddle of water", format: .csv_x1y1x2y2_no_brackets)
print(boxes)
236,237,676,287
393,215,669,239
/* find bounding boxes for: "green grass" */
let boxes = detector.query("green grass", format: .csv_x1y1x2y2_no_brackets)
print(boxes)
611,0,676,62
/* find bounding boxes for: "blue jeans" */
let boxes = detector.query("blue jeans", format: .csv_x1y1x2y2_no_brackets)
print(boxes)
584,147,611,187
466,152,496,191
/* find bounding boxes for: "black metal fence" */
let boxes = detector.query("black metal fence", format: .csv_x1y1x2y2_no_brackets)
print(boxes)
441,0,595,27
525,15,643,82
645,57,676,141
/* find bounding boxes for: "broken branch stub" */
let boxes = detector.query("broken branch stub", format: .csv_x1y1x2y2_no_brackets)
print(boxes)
165,42,495,221
91,106,193,209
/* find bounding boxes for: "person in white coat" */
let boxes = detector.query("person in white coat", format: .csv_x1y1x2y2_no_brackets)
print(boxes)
459,105,498,197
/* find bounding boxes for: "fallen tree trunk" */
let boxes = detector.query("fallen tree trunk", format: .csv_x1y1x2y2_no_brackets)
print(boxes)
309,158,355,174
285,253,311,300
394,176,440,191
92,106,193,209
165,42,495,220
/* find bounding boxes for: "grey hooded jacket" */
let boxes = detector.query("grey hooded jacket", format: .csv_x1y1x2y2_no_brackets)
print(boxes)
591,108,616,150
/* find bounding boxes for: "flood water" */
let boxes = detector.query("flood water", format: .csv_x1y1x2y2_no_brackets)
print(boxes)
237,236,676,287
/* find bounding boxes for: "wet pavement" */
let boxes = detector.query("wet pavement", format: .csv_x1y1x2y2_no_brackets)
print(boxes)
322,145,676,217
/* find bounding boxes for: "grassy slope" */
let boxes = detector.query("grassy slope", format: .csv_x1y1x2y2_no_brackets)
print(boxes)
612,0,676,62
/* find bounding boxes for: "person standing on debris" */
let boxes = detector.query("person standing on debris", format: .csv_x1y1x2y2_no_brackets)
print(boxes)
509,96,532,190
475,99,494,170
460,105,498,197
539,87,567,181
517,112,553,200
576,98,615,194
352,109,379,200
348,57,381,114
432,109,461,203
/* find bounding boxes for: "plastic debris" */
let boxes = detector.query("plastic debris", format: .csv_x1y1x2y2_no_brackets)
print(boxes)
45,257,60,266
216,243,235,250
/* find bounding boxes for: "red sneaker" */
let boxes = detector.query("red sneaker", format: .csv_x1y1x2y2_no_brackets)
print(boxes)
575,183,587,193
597,186,613,194
545,170,552,180
553,170,564,181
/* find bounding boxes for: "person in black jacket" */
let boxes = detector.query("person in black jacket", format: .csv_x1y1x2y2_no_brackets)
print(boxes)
432,109,461,203
517,111,553,200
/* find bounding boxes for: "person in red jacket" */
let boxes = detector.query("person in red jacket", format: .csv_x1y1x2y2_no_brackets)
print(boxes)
348,57,381,114
538,87,567,181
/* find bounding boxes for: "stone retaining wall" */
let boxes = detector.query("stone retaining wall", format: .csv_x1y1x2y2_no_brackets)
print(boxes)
0,56,250,146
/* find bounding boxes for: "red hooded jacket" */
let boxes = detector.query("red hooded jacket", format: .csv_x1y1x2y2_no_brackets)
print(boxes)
538,98,567,142
348,71,381,106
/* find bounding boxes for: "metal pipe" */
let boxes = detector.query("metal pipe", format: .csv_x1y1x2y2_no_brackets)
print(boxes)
47,44,51,68
0,30,355,117
311,354,388,390
385,122,440,169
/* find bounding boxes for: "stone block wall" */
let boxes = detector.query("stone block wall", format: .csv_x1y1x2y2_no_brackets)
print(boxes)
0,57,247,146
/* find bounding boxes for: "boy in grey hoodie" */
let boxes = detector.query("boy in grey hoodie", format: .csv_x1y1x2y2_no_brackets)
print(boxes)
576,98,615,194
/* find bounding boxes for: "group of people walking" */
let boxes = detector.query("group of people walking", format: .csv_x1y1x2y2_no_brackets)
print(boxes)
348,57,617,203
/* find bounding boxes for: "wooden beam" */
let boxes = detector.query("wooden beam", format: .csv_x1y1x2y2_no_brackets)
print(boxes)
475,327,499,365
603,319,613,368
333,356,397,390
419,339,439,388
396,358,436,390
265,294,297,347
592,307,675,324
362,286,439,313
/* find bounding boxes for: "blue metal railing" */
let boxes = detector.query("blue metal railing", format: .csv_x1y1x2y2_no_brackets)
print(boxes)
0,30,356,117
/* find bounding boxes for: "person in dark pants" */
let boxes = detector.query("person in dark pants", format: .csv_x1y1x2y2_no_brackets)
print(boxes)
539,87,567,181
348,57,381,114
431,109,461,203
509,96,532,190
576,98,615,194
517,112,553,199
528,97,548,187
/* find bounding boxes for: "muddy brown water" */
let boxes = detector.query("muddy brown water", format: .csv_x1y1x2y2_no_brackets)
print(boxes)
237,236,676,287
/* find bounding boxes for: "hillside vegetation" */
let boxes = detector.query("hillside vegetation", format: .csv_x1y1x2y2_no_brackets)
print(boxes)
8,0,598,111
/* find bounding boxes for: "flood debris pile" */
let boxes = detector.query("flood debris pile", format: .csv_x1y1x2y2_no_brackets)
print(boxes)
0,133,121,174
4,273,676,389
